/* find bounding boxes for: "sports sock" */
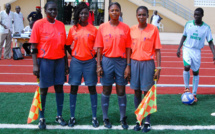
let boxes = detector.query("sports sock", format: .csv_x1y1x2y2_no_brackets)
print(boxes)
134,95,141,109
145,115,151,124
118,94,127,121
39,94,46,118
70,94,77,118
101,93,110,120
192,75,199,95
55,93,64,116
90,93,97,118
183,71,190,88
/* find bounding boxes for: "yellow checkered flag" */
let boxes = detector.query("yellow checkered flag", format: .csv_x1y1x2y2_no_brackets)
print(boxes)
135,82,157,125
27,78,42,124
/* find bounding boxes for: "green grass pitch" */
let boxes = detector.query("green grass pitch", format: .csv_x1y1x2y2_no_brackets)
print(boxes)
0,93,215,134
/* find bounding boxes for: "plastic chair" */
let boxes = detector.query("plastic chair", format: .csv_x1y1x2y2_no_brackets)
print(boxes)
159,23,164,32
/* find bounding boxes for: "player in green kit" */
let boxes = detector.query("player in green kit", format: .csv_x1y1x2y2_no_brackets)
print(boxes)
177,7,215,102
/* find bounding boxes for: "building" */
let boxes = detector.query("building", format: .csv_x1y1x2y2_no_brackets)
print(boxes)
1,0,215,33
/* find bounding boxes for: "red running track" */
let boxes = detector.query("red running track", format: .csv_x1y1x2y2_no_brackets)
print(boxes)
0,45,215,94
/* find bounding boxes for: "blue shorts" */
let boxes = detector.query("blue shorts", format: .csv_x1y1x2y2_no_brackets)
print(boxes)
101,56,127,86
38,58,65,88
68,57,97,86
130,59,155,91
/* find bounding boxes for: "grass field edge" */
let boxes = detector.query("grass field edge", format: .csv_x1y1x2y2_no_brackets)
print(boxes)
1,124,215,130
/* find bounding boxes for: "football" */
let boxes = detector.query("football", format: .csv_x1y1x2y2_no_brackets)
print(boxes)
181,92,195,105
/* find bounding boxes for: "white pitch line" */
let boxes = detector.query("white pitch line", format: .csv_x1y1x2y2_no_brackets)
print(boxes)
1,73,215,78
162,49,211,52
0,124,215,130
161,75,215,78
0,62,214,68
161,67,215,70
1,65,215,70
0,73,32,75
162,56,212,59
153,125,215,130
162,51,212,54
0,82,215,87
161,61,213,63
0,65,32,67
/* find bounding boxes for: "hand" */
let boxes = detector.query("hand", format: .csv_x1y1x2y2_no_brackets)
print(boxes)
65,66,69,75
176,49,181,58
97,66,103,77
154,69,161,82
33,64,39,78
3,25,7,29
124,65,131,81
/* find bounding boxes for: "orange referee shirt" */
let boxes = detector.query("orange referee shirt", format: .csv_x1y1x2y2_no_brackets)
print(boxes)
130,24,162,61
29,18,66,59
66,24,97,61
95,21,131,58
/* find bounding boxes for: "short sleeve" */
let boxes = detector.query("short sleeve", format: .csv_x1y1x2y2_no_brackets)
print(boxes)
94,28,98,37
206,26,213,43
94,27,104,48
154,27,162,49
29,21,40,43
125,28,131,48
93,28,98,46
62,25,67,45
66,27,74,45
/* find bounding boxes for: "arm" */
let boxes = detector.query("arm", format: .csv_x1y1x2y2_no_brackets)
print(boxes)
27,13,31,22
64,45,70,76
65,45,72,56
157,15,163,23
0,22,7,29
0,12,6,28
150,15,153,24
208,41,215,64
97,47,103,77
124,48,131,81
65,28,73,56
154,49,161,82
31,43,39,78
177,36,186,58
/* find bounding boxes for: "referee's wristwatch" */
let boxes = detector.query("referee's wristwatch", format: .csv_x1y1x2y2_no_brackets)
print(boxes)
156,67,161,69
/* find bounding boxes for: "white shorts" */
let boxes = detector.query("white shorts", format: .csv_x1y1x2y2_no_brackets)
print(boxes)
182,46,201,72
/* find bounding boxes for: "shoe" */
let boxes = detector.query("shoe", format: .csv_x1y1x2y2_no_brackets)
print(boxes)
55,116,67,126
68,117,76,127
38,118,46,129
103,118,112,129
133,121,141,131
184,88,190,93
120,116,128,129
4,57,10,59
92,117,99,128
194,95,198,102
142,123,151,133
